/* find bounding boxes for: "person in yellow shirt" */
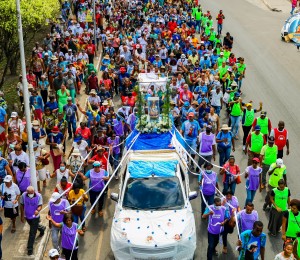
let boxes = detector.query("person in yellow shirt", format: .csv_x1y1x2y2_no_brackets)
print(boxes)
68,182,88,232
191,34,199,48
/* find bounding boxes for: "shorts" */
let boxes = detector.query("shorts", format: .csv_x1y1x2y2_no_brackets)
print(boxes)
37,168,46,181
4,206,19,219
186,139,197,155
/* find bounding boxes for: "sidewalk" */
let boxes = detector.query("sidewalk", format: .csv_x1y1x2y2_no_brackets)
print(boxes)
261,0,291,13
1,47,102,259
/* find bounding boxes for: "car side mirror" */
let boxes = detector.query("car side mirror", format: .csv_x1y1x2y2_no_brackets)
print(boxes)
189,191,198,201
110,192,119,202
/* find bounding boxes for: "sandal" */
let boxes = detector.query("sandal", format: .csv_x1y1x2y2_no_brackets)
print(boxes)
98,211,103,217
91,209,96,215
11,227,16,233
82,227,87,232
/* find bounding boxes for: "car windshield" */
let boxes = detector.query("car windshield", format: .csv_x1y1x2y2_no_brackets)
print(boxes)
123,177,185,210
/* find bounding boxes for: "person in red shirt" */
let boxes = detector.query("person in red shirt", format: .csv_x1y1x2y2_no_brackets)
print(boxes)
87,71,99,93
216,10,225,35
88,146,108,170
85,39,96,64
179,84,193,106
26,69,37,89
270,121,290,159
168,18,177,33
75,122,92,145
54,176,72,200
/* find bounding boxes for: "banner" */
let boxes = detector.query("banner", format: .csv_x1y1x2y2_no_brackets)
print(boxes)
138,73,168,93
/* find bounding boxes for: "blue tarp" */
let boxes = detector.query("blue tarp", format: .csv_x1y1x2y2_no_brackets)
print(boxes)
126,129,174,150
128,160,178,178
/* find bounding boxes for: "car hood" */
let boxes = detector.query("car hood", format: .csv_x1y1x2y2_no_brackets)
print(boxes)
111,203,196,248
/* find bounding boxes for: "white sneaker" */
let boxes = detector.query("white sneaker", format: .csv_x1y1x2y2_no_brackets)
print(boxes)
243,145,245,151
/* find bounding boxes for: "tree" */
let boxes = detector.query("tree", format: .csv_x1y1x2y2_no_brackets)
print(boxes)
0,0,60,87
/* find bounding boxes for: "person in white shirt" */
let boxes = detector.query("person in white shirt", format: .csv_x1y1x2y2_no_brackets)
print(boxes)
210,85,223,116
74,24,83,36
8,144,29,173
0,175,21,233
117,105,131,120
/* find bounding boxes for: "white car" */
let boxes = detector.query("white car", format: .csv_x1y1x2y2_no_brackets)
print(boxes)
281,12,300,41
110,150,197,260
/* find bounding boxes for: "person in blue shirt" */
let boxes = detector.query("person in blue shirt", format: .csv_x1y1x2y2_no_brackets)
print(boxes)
63,97,78,140
29,90,44,122
45,95,59,113
180,112,200,170
210,50,219,66
31,120,46,143
200,54,211,70
237,221,266,260
216,124,235,166
46,126,64,171
152,55,163,68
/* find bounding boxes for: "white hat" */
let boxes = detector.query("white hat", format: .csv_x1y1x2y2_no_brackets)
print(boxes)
4,175,12,183
72,148,81,156
49,192,61,203
102,100,109,106
181,54,186,58
32,140,40,148
276,158,283,166
76,23,80,27
90,89,97,95
11,112,18,118
32,120,40,126
48,248,60,257
220,52,224,55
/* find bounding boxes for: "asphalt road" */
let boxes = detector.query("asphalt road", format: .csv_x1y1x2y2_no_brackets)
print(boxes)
75,0,300,259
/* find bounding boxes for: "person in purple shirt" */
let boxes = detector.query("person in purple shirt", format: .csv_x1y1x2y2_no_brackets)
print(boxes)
107,132,121,178
221,190,241,254
198,163,219,214
245,158,262,206
16,162,31,194
48,192,70,250
202,197,230,260
20,186,46,256
47,213,84,260
237,202,259,234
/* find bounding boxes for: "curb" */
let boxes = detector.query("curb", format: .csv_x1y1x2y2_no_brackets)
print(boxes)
34,227,50,260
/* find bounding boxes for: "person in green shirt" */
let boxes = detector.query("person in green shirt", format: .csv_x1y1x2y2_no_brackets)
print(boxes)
282,199,300,242
228,92,243,139
263,158,287,210
236,57,246,90
260,136,278,189
217,52,226,67
208,27,217,43
268,179,290,236
195,8,202,33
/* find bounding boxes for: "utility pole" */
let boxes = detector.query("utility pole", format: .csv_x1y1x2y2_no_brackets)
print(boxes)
16,0,38,190
93,0,97,49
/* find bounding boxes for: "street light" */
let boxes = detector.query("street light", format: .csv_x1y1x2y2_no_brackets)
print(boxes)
16,0,38,190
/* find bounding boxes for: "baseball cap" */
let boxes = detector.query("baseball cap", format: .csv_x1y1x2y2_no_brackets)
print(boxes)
260,111,267,116
188,112,195,117
49,192,61,203
234,92,240,97
3,175,12,182
268,136,275,143
246,103,252,107
67,97,72,101
254,125,261,131
49,248,60,257
252,158,260,163
184,101,190,107
93,161,101,167
276,158,283,166
11,112,18,118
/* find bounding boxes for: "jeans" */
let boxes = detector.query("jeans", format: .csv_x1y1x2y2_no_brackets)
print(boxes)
245,189,257,206
186,138,197,155
207,231,220,260
26,217,45,251
67,120,77,137
89,190,105,211
223,181,237,195
110,153,120,170
217,23,223,35
212,105,221,116
195,20,201,32
201,194,215,214
230,115,241,138
51,226,61,250
218,146,231,166
72,205,86,228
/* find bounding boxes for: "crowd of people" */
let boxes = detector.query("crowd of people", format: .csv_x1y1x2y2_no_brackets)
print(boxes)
0,0,298,260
